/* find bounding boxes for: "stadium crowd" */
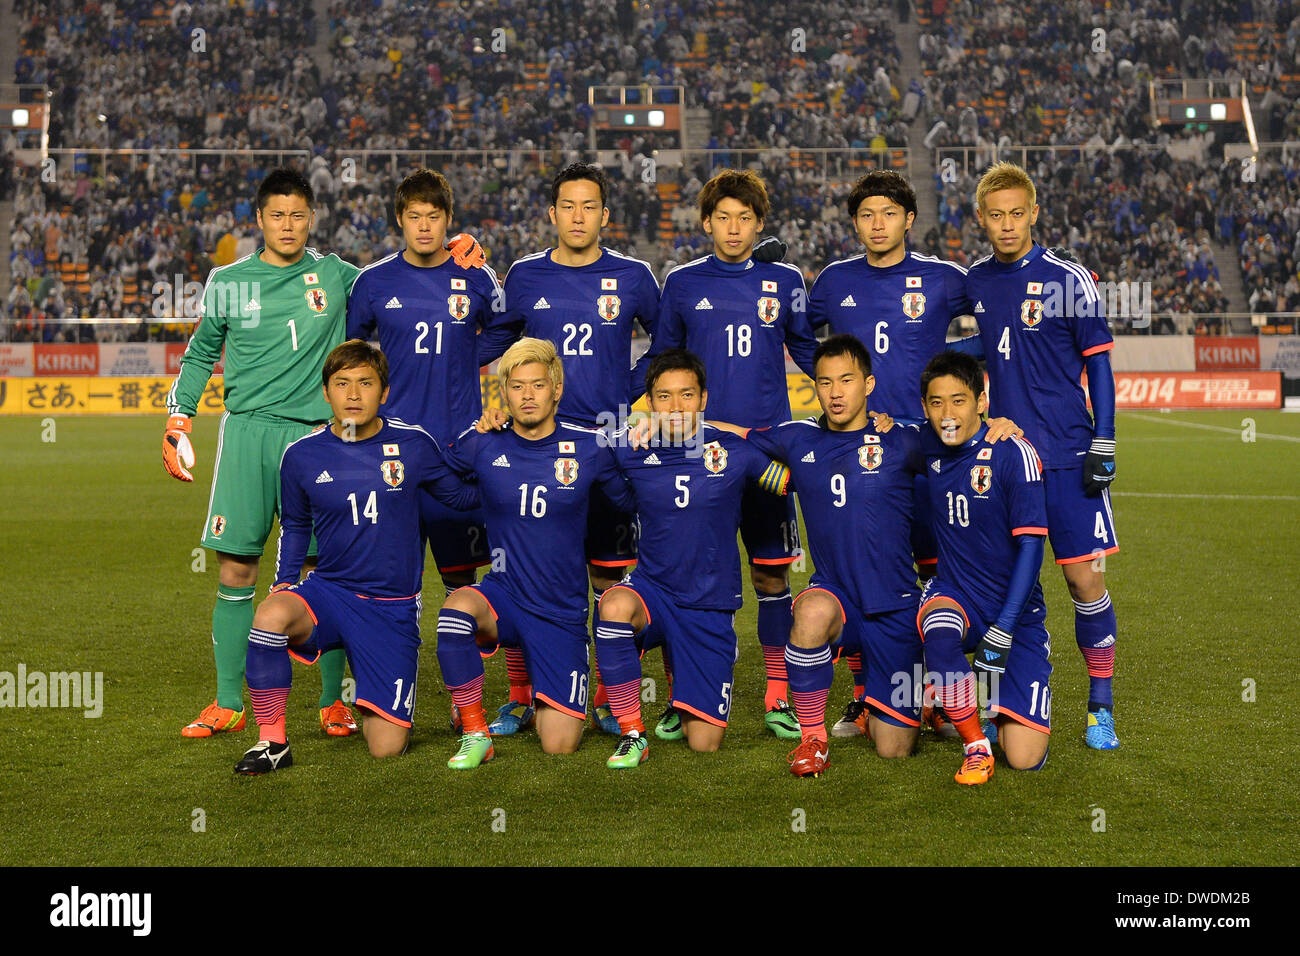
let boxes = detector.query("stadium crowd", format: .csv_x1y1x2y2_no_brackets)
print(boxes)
5,0,1300,337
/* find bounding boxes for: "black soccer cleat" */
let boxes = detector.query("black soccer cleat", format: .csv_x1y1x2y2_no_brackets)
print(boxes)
235,740,293,775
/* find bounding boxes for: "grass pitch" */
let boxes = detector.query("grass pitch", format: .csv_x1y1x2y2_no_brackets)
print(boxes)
0,410,1297,866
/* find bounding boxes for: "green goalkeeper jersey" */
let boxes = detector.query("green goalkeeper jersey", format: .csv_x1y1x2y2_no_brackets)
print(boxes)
166,247,361,422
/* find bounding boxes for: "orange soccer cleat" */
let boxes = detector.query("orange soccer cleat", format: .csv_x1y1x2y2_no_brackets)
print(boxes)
954,742,995,785
182,700,246,738
787,738,830,777
320,700,358,737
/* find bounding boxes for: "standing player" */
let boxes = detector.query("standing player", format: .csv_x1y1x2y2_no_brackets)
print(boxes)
486,163,661,736
433,338,636,768
807,171,978,736
643,168,818,739
234,340,481,772
346,169,509,601
594,348,791,764
164,168,361,740
916,351,1052,784
966,161,1120,750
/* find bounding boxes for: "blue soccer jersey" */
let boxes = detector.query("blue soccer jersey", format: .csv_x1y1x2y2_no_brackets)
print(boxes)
501,248,661,427
922,423,1049,624
966,244,1113,468
744,418,924,614
346,253,510,445
443,423,634,624
611,426,789,610
646,255,817,426
808,251,972,422
275,419,480,597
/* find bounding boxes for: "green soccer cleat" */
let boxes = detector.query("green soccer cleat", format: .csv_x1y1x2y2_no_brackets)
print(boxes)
764,699,802,740
654,705,684,741
447,732,495,770
606,730,649,769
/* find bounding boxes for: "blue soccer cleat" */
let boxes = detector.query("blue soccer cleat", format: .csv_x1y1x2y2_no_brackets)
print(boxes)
487,700,535,736
1085,707,1119,750
592,703,621,736
981,716,999,746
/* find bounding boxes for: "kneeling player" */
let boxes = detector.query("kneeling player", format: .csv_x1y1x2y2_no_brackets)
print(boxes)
235,340,480,773
917,351,1052,785
730,336,928,775
597,349,790,760
434,338,636,768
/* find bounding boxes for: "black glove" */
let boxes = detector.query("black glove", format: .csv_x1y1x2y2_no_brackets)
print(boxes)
1049,245,1099,281
973,625,1012,674
1083,437,1116,496
752,236,787,262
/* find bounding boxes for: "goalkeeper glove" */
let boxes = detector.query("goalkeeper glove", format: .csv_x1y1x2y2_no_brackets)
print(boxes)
162,414,195,482
1048,245,1099,281
446,233,486,269
752,236,787,262
973,625,1012,675
1083,437,1116,496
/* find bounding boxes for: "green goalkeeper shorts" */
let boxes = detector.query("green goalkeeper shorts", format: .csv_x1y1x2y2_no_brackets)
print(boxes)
200,410,323,557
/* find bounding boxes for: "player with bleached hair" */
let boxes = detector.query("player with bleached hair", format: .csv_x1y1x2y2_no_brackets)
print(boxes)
434,338,636,768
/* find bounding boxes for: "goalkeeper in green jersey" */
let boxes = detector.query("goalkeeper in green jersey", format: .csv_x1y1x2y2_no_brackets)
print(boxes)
163,167,363,739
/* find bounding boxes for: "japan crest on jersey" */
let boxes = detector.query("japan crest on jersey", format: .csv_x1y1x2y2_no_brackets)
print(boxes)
306,288,328,313
703,442,728,473
902,292,926,318
858,444,883,470
757,297,780,324
555,458,578,485
597,294,621,322
970,464,992,495
1020,299,1043,327
210,515,226,537
382,459,405,488
447,293,470,321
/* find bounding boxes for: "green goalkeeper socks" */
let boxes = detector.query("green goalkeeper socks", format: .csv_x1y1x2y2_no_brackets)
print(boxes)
318,647,347,708
212,584,256,711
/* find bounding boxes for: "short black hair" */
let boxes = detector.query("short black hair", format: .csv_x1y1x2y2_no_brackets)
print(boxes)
814,333,872,377
846,170,917,220
551,162,608,208
323,339,389,390
256,167,314,212
645,347,707,395
920,350,983,402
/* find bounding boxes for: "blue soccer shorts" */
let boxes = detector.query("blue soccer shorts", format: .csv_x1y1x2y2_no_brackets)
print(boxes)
917,578,1053,733
419,492,490,575
797,580,922,728
608,573,739,727
282,573,422,727
585,484,639,570
472,575,591,720
741,483,801,566
1043,463,1119,566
